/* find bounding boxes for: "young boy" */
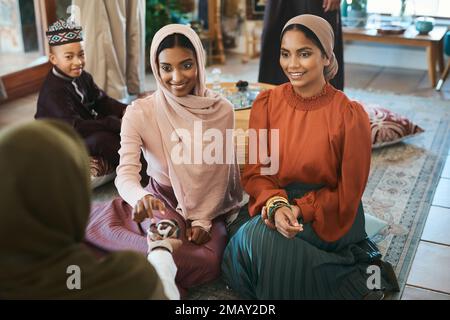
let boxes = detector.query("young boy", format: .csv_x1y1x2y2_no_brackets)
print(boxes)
35,19,126,168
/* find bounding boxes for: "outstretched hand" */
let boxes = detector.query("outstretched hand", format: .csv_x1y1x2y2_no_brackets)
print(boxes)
132,194,166,223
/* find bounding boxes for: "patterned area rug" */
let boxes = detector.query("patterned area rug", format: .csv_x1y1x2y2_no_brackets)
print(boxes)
92,90,450,300
348,90,450,299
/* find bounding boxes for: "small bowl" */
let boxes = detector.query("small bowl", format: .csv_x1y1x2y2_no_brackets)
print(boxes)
377,24,406,35
415,17,435,35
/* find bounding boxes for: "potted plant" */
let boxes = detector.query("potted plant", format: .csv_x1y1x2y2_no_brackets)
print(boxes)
145,0,194,70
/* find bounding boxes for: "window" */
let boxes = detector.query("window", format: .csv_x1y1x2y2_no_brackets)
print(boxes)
0,0,40,76
366,0,450,19
0,0,56,103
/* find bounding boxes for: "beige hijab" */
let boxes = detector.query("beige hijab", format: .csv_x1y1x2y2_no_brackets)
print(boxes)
149,24,242,231
0,120,165,299
282,14,338,81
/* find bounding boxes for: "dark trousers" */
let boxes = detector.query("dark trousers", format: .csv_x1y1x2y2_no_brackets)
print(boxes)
85,131,120,167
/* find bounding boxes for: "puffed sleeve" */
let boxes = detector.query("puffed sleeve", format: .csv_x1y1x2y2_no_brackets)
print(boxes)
241,89,289,217
294,101,372,242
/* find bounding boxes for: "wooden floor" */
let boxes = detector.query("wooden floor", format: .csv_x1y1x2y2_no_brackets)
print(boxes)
1,54,449,299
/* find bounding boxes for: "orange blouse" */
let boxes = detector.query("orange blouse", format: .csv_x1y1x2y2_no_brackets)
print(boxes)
242,83,372,242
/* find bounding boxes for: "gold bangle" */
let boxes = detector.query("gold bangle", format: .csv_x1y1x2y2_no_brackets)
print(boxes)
266,196,288,207
265,196,289,209
266,198,289,210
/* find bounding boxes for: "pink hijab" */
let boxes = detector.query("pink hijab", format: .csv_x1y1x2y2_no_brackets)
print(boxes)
149,24,242,231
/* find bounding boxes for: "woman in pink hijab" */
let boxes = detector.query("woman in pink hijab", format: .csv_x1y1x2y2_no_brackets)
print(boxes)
85,24,242,297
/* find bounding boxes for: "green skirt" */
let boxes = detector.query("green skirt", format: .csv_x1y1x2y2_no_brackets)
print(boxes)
222,183,398,299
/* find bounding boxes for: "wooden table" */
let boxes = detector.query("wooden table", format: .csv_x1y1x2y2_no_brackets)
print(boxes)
207,82,275,171
207,82,275,127
207,82,274,129
343,25,447,87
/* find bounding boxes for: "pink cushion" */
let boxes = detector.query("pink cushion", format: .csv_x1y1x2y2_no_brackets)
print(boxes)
362,103,424,149
89,157,116,188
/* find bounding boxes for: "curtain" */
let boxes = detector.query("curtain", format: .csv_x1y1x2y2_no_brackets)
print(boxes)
73,0,146,101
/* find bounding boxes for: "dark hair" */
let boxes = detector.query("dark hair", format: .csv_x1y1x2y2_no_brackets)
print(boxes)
156,33,196,58
281,24,327,58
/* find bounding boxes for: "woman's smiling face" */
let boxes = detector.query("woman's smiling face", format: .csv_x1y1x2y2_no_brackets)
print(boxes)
279,29,330,97
158,46,198,97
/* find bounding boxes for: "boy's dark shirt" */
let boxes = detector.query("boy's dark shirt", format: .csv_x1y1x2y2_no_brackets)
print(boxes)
35,66,126,138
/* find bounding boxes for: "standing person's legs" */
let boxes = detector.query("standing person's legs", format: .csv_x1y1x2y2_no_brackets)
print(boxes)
323,10,344,90
258,0,289,85
259,0,344,89
308,1,345,90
